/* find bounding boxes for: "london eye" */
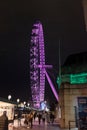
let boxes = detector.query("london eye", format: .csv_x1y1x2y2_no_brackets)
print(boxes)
30,21,58,108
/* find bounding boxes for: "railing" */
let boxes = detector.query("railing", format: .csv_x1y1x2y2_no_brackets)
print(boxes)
68,120,76,130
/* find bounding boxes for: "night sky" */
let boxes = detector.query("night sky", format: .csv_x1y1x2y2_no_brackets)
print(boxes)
0,0,87,103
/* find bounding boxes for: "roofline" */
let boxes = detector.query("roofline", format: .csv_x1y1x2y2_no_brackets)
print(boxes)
0,97,17,105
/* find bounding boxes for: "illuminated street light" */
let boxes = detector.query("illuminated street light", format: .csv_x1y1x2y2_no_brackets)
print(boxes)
24,101,26,107
24,101,26,105
8,95,11,100
17,98,20,103
27,103,30,107
17,98,20,108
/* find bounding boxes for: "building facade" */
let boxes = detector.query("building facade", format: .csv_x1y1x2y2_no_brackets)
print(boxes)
0,97,16,120
57,52,87,128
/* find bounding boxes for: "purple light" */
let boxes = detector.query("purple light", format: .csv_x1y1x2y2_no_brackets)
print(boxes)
30,21,59,108
45,71,59,101
38,65,53,68
30,21,45,108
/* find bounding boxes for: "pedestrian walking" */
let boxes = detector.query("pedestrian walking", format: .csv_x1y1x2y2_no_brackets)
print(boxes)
38,113,42,125
27,111,34,128
33,111,37,121
42,112,46,124
50,112,55,124
29,112,33,128
17,111,21,126
46,112,50,124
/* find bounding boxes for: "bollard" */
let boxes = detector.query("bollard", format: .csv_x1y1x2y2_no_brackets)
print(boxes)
68,120,76,130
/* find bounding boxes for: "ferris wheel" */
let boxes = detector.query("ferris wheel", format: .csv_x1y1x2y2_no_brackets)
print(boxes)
30,21,58,108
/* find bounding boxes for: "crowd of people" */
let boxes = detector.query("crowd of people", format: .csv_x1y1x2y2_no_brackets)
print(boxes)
0,110,55,130
24,110,55,128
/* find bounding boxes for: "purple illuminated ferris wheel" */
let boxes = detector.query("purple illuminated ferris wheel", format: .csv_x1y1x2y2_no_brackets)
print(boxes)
30,21,59,108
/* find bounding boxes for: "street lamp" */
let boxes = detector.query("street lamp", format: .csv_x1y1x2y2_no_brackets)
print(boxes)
24,101,26,108
27,103,30,107
17,98,20,108
17,98,20,103
8,95,11,100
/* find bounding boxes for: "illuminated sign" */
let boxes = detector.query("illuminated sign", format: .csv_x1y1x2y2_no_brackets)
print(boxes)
57,72,87,86
70,73,87,84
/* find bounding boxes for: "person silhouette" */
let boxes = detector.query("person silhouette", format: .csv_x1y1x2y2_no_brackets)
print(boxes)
0,111,8,130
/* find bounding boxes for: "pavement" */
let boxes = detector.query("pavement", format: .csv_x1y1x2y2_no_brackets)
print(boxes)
9,118,60,130
13,126,78,130
8,118,78,130
13,124,60,130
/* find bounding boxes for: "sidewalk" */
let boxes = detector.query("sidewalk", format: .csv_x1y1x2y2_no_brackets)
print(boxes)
8,118,78,130
61,128,78,130
8,118,60,130
13,125,60,130
13,126,78,130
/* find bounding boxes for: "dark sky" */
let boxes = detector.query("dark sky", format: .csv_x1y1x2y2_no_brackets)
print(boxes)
0,0,87,103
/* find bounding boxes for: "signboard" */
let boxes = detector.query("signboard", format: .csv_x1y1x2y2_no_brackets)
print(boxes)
78,97,87,119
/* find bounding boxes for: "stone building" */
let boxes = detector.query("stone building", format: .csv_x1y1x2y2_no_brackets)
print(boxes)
57,52,87,128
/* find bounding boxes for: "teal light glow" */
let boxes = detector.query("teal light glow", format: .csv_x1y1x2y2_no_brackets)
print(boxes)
57,72,87,87
70,73,87,84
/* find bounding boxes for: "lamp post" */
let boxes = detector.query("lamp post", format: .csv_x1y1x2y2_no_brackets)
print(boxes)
8,95,11,100
17,98,20,108
24,101,26,108
27,103,30,107
17,98,20,103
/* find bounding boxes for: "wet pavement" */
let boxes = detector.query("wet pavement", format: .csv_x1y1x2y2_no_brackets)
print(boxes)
9,118,78,130
9,118,60,130
13,124,60,130
13,125,78,130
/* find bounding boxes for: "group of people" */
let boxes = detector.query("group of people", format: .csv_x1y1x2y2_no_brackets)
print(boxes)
24,111,35,128
0,110,55,130
24,110,55,128
38,111,55,125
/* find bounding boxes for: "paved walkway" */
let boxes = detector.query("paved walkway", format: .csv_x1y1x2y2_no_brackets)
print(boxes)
9,118,60,130
13,124,60,130
13,126,78,130
8,118,78,130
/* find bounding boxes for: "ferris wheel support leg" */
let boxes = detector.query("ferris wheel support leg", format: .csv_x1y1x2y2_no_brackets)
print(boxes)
45,70,59,102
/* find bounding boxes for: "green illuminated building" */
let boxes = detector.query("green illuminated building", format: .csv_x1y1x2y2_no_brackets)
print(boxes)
58,51,87,128
57,51,87,86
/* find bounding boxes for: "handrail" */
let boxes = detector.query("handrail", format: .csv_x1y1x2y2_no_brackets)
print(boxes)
68,120,76,130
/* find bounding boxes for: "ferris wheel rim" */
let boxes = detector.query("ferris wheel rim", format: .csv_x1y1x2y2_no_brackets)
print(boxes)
30,21,45,108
